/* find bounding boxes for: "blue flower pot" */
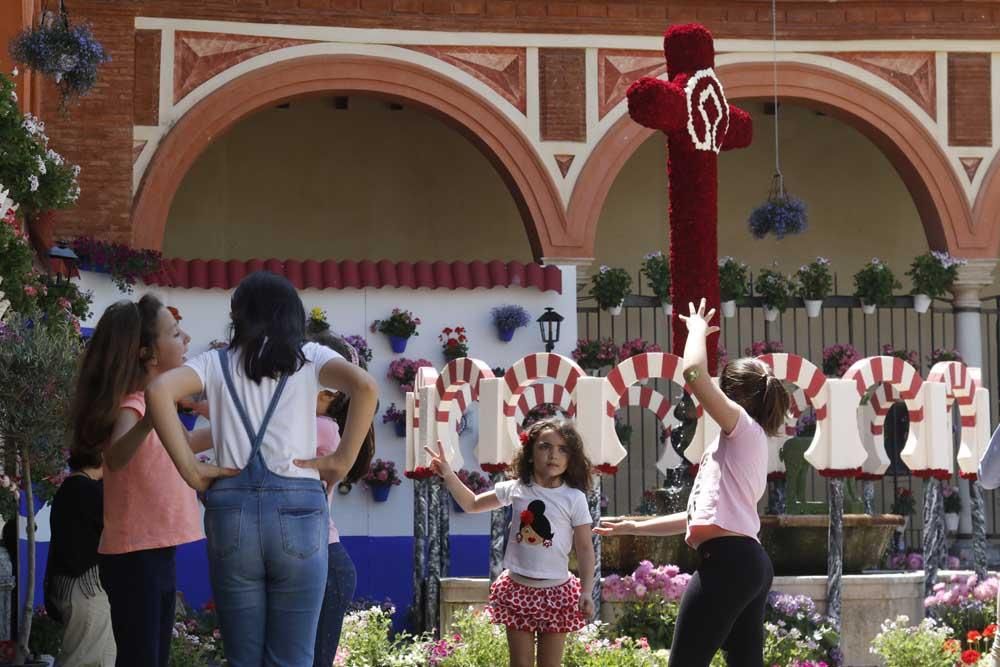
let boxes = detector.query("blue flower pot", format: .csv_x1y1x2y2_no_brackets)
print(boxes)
394,419,407,438
497,327,515,342
371,484,391,502
388,335,408,354
452,499,465,514
178,411,198,431
78,261,109,274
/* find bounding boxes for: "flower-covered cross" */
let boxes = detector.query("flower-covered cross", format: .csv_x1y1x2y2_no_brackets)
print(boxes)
627,23,752,373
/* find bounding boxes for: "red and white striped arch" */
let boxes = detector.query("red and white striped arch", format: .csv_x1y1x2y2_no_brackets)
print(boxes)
604,353,701,422
436,382,475,454
618,385,676,432
757,353,829,419
435,357,495,402
785,387,810,436
501,353,583,444
843,356,924,423
927,361,979,427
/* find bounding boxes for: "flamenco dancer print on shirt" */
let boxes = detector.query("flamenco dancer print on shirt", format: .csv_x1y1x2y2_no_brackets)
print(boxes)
516,500,554,548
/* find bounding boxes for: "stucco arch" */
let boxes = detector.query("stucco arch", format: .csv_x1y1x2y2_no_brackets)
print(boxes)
132,54,570,258
570,61,978,258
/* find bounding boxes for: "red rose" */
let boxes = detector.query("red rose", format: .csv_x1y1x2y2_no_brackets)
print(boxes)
968,630,982,642
984,623,997,637
962,649,981,664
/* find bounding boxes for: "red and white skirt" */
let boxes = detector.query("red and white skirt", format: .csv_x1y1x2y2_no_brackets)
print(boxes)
487,571,587,633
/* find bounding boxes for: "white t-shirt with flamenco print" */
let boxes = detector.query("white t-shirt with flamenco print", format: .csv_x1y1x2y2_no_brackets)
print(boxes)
494,479,593,580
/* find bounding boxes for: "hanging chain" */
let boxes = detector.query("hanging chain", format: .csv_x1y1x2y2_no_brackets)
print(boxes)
771,0,784,198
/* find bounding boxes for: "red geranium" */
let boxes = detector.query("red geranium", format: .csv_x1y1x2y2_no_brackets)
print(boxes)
968,630,982,642
962,649,981,664
984,623,997,638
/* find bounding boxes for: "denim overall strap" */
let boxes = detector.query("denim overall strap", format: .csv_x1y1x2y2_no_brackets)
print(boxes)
217,348,289,457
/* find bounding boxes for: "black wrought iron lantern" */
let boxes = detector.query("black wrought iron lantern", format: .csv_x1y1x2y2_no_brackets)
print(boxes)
536,307,563,352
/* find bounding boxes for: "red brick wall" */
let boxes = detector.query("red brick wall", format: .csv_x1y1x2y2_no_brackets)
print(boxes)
948,53,992,147
539,49,586,142
133,30,161,126
42,8,135,244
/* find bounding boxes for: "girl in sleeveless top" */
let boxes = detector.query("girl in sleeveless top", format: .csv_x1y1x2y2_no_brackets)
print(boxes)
595,299,789,667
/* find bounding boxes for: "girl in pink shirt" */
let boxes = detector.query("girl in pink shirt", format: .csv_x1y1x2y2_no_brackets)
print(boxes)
70,295,216,667
308,330,375,667
595,299,789,667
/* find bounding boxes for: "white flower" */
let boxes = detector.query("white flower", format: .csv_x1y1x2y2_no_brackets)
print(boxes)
871,257,881,265
71,165,81,177
11,67,18,77
46,149,63,165
599,265,609,273
10,91,15,103
36,156,46,175
28,175,38,192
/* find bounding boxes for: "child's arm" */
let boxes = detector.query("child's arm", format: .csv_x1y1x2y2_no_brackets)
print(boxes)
593,512,687,537
425,440,502,513
294,359,379,487
146,368,240,491
104,408,154,472
679,299,740,435
573,524,596,617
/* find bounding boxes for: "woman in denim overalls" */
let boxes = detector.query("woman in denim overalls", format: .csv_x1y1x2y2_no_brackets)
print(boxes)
146,272,379,666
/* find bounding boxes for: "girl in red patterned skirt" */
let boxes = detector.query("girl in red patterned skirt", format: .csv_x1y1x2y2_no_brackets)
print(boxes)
424,417,596,667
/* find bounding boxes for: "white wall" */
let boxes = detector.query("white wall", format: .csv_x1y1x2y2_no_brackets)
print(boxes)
76,265,577,537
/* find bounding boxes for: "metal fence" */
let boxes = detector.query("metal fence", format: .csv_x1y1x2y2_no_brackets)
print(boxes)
577,273,1000,548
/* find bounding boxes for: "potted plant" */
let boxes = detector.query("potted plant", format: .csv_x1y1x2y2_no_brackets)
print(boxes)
382,403,407,438
371,309,421,353
452,469,492,513
10,8,110,108
0,315,83,663
747,176,808,240
342,334,373,365
589,265,632,316
571,338,619,374
618,338,662,362
881,344,919,369
853,258,900,315
69,237,163,293
363,458,402,502
929,348,963,366
755,266,792,322
439,326,469,362
746,340,784,357
891,487,916,531
794,257,832,318
906,251,965,315
943,485,961,533
822,343,860,378
491,304,530,342
386,358,433,393
640,251,671,314
718,256,749,318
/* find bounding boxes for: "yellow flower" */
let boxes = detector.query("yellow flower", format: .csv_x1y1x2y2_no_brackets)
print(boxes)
310,307,327,323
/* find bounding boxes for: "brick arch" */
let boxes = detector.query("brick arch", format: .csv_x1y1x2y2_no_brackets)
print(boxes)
974,151,1000,256
570,60,977,258
132,54,569,257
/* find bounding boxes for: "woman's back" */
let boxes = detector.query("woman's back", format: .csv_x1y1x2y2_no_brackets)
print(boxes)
185,342,341,478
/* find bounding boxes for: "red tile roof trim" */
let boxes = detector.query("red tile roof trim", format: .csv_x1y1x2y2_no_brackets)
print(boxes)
147,259,563,294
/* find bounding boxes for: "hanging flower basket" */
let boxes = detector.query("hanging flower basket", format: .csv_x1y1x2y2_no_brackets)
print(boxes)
9,6,110,109
748,174,808,240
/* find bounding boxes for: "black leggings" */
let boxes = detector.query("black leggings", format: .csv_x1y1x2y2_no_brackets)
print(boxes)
668,536,774,667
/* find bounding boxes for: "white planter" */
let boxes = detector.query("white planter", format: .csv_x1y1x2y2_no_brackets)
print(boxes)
945,512,960,533
721,300,736,318
804,299,823,318
763,306,780,322
861,302,877,315
912,294,931,314
607,301,624,317
661,302,672,316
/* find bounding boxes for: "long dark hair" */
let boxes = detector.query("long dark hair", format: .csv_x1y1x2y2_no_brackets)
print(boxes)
229,272,307,383
511,417,592,493
719,357,790,437
70,295,163,463
308,330,375,485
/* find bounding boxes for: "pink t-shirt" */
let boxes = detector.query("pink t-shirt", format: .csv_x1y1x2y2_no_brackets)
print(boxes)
316,415,340,544
685,406,767,547
99,392,204,555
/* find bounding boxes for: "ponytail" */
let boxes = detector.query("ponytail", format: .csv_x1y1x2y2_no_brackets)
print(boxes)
719,358,790,437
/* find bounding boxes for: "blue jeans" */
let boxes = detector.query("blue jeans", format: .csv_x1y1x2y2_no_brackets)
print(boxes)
313,542,357,667
205,472,329,667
